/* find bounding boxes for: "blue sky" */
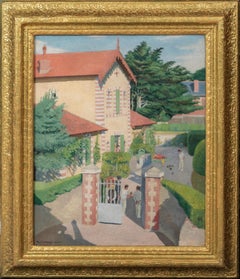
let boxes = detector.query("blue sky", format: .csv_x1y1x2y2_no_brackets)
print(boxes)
35,35,205,73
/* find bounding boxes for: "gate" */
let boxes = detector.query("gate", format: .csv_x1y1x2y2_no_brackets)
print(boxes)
97,177,122,224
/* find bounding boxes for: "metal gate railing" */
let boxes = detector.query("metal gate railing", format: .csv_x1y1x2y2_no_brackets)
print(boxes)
99,178,121,204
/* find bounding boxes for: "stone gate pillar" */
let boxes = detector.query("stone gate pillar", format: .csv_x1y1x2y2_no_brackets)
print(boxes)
81,164,101,225
144,166,164,231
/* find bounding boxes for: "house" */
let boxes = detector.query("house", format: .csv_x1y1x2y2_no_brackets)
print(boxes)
168,80,206,125
34,42,155,169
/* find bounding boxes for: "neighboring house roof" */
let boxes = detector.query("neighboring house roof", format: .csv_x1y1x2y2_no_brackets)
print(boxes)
130,110,156,129
172,109,205,118
182,81,206,97
35,48,136,84
62,110,107,136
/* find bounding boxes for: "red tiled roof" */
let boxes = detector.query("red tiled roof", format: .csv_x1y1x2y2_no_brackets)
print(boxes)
62,110,107,136
130,110,156,129
35,49,136,83
173,109,205,118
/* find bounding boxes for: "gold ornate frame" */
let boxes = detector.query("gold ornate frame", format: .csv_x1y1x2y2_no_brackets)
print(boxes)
0,0,238,277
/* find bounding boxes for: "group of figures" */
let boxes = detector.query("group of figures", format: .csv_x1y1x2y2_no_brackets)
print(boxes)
104,181,142,219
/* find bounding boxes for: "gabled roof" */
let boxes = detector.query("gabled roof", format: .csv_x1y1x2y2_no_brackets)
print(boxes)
130,110,156,129
62,110,107,136
35,49,136,84
182,81,206,97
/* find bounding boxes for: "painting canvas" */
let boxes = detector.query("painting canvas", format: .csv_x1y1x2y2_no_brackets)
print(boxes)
34,35,206,246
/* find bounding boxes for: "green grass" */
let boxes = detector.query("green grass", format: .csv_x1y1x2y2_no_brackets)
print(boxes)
153,123,205,132
34,174,82,205
162,179,205,229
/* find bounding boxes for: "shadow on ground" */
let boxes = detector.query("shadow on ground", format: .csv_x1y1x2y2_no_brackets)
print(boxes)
126,190,186,246
156,192,186,246
35,206,94,246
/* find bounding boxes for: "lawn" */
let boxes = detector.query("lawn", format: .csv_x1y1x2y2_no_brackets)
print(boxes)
34,174,82,205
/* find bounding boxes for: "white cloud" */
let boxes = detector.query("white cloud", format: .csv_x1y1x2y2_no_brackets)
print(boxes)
35,39,66,54
154,35,185,42
175,39,205,72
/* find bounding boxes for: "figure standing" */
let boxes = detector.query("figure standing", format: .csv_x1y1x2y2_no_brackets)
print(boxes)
178,149,185,171
121,184,129,215
133,185,142,218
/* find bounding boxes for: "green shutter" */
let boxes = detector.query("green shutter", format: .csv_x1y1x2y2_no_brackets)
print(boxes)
120,135,125,152
116,90,120,114
110,136,115,152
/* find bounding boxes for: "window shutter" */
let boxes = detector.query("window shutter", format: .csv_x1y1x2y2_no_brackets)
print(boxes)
120,135,125,152
116,90,120,114
110,136,115,152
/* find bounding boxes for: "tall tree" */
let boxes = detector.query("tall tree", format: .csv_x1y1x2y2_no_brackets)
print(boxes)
34,92,73,181
192,68,206,81
125,41,201,121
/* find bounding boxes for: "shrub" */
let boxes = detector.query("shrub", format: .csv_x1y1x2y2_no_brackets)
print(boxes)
101,152,131,179
187,130,205,155
130,133,155,155
34,174,82,205
162,179,205,228
163,133,188,147
193,139,206,176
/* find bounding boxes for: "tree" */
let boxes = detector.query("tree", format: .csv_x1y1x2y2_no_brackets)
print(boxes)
61,138,90,176
192,68,206,81
93,136,101,164
125,41,201,121
34,92,73,181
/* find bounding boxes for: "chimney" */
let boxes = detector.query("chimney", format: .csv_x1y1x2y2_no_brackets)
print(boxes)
116,38,120,51
43,45,47,55
194,80,199,93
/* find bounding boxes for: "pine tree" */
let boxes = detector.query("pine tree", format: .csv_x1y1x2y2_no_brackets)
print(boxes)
125,41,202,121
34,92,73,181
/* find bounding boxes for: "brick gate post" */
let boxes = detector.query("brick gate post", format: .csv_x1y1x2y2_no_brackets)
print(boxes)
144,167,164,231
81,164,101,225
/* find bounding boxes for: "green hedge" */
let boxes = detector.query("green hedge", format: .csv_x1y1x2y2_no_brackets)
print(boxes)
34,174,82,205
193,139,206,176
163,133,188,147
162,179,205,228
153,123,205,132
187,130,206,155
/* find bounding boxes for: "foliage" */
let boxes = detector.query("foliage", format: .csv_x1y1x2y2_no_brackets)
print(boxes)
162,133,188,147
187,130,206,155
129,133,154,155
191,170,205,194
162,179,205,228
145,127,156,146
34,174,82,205
101,152,131,179
193,139,206,176
125,41,201,121
93,136,101,164
192,68,206,81
34,92,74,181
153,123,205,132
61,137,91,176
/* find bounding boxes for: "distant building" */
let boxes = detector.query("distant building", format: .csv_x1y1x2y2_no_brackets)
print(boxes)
169,80,206,125
34,42,155,172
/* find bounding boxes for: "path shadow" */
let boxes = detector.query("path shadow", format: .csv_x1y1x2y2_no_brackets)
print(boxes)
155,193,187,246
125,197,142,228
34,205,94,246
